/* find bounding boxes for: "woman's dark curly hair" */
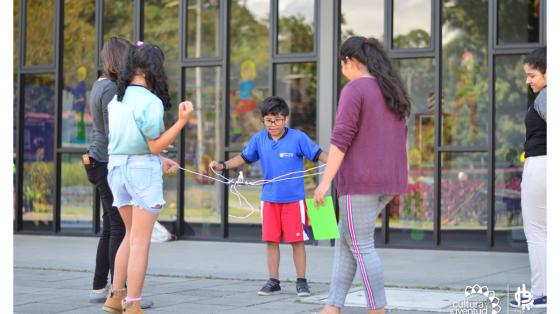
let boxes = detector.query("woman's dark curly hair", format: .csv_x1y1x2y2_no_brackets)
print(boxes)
524,47,546,74
116,43,172,110
340,36,411,119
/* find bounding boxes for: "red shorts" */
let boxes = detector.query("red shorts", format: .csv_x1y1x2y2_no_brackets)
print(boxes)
261,200,310,243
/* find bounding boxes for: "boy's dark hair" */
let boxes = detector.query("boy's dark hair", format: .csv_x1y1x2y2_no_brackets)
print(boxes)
524,47,546,74
101,37,133,80
259,96,290,117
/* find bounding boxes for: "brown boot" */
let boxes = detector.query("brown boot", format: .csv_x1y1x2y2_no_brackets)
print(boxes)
102,286,127,314
122,299,144,313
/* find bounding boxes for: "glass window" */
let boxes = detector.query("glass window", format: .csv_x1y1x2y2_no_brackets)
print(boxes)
390,58,435,245
186,0,220,58
25,0,55,65
22,74,56,227
274,63,317,140
392,0,432,49
14,0,19,214
229,0,270,145
103,0,133,44
184,67,222,228
440,152,488,248
277,0,314,54
498,0,540,45
494,55,528,249
227,158,262,225
62,0,96,147
441,0,488,147
14,0,19,68
340,0,384,42
61,154,93,231
145,0,181,221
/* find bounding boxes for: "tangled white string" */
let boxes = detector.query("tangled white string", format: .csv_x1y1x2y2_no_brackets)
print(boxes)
178,164,325,219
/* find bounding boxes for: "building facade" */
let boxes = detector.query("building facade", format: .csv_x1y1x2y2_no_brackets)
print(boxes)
13,0,546,251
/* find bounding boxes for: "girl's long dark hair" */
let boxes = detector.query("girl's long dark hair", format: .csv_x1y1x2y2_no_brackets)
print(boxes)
116,43,172,110
340,36,411,119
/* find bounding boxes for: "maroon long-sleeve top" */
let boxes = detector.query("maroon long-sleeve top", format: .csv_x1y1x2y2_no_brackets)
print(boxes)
331,77,408,195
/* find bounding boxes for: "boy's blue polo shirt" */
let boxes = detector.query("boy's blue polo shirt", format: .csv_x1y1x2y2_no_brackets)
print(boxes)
241,128,322,203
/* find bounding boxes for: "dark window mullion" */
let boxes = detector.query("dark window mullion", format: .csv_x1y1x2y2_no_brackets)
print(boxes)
434,0,442,247
53,0,63,233
494,43,544,50
541,0,546,45
221,0,230,238
96,0,103,69
20,66,57,74
389,50,435,59
493,47,540,55
271,56,317,64
133,0,144,42
487,0,495,248
269,0,277,96
438,146,488,152
177,0,186,237
183,58,223,67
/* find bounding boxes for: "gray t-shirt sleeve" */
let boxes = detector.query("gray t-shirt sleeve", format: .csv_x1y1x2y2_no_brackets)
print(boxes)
101,83,117,135
534,87,546,122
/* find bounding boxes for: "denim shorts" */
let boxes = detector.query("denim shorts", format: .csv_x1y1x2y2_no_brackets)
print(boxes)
107,154,165,214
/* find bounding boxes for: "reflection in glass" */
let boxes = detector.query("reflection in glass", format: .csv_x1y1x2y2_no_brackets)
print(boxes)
145,0,180,221
229,0,269,145
228,161,263,225
14,0,19,68
103,0,133,43
22,75,56,225
441,0,488,146
61,154,93,231
390,59,435,242
494,55,528,246
278,0,314,54
184,67,222,225
274,63,318,202
62,0,96,147
14,0,19,216
25,0,54,65
498,0,539,45
340,0,384,42
275,63,317,140
187,0,220,58
441,152,488,230
393,0,431,49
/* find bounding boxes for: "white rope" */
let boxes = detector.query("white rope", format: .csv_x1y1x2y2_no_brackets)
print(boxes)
178,164,325,219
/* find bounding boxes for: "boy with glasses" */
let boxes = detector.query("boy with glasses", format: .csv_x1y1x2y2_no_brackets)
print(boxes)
210,96,328,297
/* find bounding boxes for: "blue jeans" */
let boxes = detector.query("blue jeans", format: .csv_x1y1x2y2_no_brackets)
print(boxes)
107,154,165,214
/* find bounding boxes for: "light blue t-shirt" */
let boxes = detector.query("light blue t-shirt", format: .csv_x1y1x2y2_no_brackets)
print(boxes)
241,128,322,203
108,85,165,155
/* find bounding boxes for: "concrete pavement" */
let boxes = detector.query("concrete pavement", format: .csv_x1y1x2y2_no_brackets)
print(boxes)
13,235,545,313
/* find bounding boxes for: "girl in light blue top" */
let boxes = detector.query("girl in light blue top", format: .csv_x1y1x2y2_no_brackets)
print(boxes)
102,43,193,313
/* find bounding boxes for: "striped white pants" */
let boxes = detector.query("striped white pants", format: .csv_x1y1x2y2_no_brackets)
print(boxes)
326,194,393,310
521,155,547,297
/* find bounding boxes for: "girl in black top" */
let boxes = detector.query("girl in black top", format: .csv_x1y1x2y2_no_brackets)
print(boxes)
510,47,547,309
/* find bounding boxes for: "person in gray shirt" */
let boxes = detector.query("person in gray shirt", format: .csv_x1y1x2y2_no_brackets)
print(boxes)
85,37,133,304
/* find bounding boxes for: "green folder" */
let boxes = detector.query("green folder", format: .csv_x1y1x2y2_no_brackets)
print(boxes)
306,196,340,240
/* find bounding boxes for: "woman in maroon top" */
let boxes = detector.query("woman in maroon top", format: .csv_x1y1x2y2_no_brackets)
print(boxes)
314,36,410,314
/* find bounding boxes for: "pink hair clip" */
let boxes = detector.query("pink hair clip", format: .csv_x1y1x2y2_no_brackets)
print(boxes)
136,40,144,46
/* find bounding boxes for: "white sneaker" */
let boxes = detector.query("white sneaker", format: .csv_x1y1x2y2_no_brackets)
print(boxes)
89,285,109,303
